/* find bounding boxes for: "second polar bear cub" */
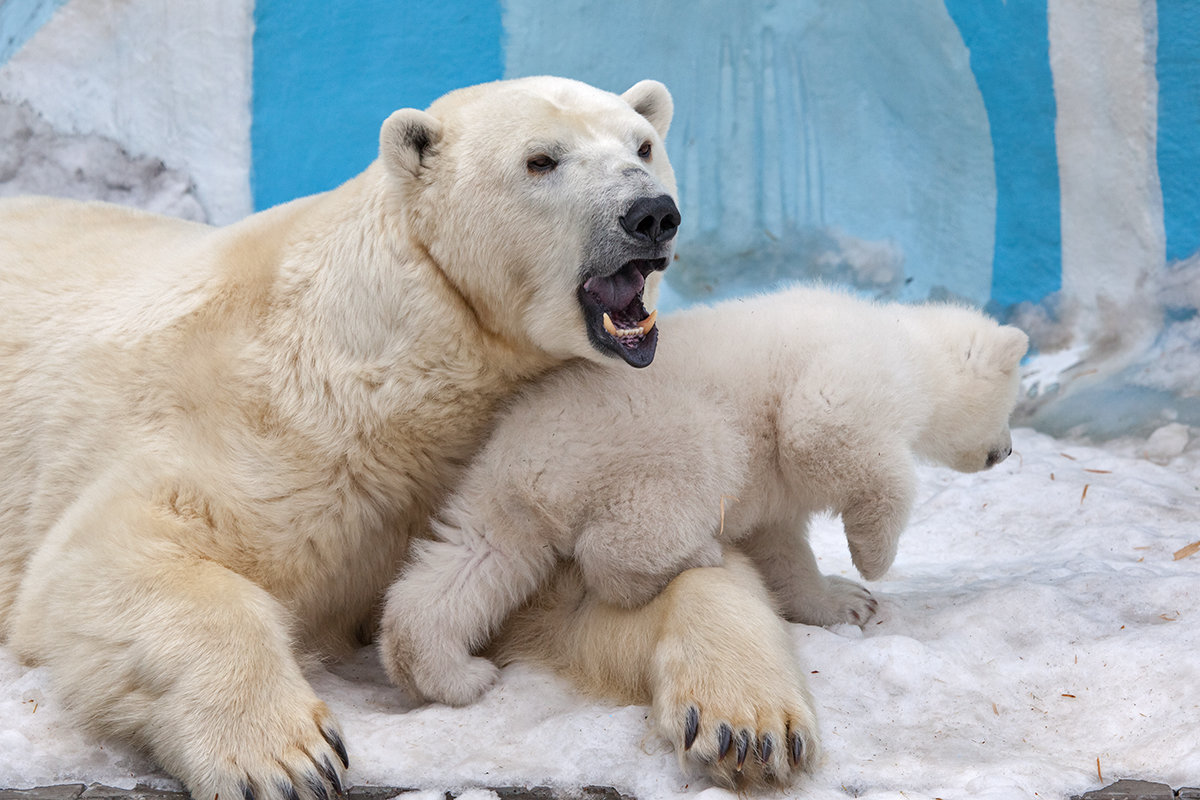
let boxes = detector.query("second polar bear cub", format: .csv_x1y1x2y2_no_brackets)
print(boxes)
380,286,1029,705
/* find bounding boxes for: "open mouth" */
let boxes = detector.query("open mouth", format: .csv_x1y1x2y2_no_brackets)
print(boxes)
578,258,667,368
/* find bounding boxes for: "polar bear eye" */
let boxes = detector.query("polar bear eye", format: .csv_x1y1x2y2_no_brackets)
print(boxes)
637,141,652,160
526,154,558,174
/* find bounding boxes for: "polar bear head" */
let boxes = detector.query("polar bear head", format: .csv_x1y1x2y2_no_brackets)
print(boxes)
912,306,1029,473
379,76,679,368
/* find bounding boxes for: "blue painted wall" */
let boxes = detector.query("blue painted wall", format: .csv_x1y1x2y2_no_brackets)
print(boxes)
502,0,997,312
247,0,1075,313
251,0,503,210
8,0,1197,309
241,1,1198,313
943,0,1061,309
1157,2,1200,263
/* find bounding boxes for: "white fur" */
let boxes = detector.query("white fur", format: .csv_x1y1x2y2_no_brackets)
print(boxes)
0,76,678,800
380,286,1028,786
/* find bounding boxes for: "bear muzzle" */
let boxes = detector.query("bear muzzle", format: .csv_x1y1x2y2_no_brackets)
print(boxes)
576,193,679,368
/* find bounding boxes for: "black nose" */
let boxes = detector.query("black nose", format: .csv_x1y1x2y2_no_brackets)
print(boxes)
620,194,680,244
986,443,1012,468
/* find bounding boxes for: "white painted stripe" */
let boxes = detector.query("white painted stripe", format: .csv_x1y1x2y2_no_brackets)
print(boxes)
1048,0,1163,351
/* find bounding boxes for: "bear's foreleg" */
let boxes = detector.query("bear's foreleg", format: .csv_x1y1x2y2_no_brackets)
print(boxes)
839,455,917,581
9,487,347,800
741,521,877,626
492,546,820,789
648,548,820,787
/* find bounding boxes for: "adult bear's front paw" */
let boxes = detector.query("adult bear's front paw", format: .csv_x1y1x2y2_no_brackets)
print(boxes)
173,698,349,800
650,627,820,788
659,696,818,789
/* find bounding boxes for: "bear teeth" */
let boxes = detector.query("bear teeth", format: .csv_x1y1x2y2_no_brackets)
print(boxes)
602,310,657,338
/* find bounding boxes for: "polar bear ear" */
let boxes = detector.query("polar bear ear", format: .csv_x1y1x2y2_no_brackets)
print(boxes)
380,109,443,179
622,80,674,138
991,326,1030,372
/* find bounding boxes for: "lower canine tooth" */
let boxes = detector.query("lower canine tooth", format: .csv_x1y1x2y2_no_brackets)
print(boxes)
603,311,655,338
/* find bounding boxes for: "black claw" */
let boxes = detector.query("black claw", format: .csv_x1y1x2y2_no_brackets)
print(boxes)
683,706,699,750
789,731,806,766
759,734,774,764
735,730,750,770
240,783,255,800
716,724,733,759
279,781,301,800
322,727,350,770
305,772,329,800
318,756,343,795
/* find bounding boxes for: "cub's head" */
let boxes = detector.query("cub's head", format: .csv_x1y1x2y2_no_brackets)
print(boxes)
379,76,679,368
911,305,1029,473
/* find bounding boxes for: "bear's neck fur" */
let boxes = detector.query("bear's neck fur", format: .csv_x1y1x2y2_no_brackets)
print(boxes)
171,169,568,649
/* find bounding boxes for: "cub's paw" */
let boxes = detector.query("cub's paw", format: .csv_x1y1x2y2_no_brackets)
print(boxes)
180,701,349,800
785,576,878,628
378,616,498,706
650,638,820,788
415,652,500,707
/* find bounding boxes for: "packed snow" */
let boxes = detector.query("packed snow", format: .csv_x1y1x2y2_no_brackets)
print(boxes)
2,425,1197,800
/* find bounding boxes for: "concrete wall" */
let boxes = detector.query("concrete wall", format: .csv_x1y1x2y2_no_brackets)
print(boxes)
0,0,253,223
1,0,1197,439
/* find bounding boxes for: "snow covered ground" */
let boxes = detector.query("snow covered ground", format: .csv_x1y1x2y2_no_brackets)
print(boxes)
2,426,1198,800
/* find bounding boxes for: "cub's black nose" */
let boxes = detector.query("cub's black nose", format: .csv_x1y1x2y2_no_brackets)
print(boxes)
986,443,1012,468
620,194,680,244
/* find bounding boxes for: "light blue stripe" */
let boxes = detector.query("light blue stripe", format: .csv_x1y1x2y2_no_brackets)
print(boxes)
251,0,504,211
1158,2,1200,263
0,0,68,65
503,0,996,310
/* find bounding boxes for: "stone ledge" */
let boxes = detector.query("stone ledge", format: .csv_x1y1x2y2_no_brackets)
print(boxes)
1072,780,1200,800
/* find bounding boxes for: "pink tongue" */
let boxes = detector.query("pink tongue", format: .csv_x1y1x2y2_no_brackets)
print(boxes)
584,267,644,311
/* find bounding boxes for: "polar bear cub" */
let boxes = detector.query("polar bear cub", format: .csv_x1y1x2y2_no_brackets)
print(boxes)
380,286,1028,706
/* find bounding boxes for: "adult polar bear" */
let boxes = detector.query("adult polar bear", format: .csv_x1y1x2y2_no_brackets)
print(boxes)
0,77,689,800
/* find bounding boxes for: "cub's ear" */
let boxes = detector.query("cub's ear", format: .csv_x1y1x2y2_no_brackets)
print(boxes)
992,326,1030,372
380,109,443,178
622,80,674,139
